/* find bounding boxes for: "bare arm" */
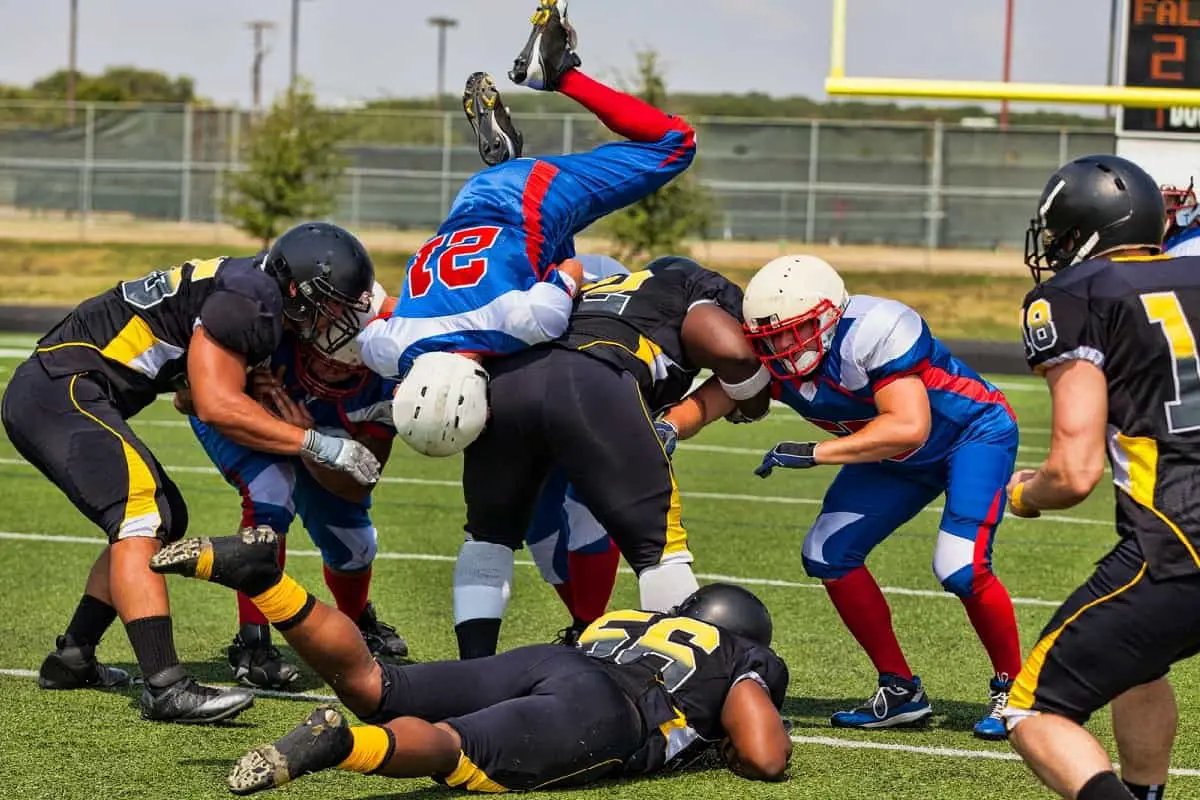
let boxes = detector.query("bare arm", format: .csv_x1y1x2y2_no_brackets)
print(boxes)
812,375,931,465
680,303,772,421
719,679,792,782
187,326,307,454
661,376,737,440
1009,359,1107,514
302,434,393,504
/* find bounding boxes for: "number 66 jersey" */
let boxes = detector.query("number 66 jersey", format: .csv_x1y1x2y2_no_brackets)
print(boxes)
1021,254,1200,579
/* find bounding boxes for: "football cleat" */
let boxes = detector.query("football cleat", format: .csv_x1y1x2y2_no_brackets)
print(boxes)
509,0,581,91
150,526,282,595
973,674,1013,741
830,673,933,729
228,624,301,690
463,71,523,167
553,621,587,647
139,676,255,724
38,635,130,690
357,602,410,660
227,705,354,795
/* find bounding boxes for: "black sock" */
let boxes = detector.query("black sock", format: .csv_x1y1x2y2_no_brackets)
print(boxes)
1124,780,1166,800
63,595,118,649
125,616,182,687
1079,771,1136,800
455,618,501,659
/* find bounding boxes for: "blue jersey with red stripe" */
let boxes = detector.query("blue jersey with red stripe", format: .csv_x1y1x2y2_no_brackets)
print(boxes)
270,339,398,441
774,295,1015,468
358,123,695,379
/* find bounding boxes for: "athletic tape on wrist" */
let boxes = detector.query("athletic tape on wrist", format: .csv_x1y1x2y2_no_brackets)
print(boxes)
719,365,771,401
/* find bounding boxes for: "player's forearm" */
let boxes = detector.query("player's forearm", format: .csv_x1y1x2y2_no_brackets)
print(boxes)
663,377,736,440
193,391,306,455
813,414,927,465
1019,459,1104,511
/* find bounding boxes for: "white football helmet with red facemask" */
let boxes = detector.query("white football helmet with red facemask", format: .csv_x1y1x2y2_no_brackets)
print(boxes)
296,281,389,400
742,255,848,378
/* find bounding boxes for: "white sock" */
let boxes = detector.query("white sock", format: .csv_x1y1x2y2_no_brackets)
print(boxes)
637,561,699,612
452,538,514,624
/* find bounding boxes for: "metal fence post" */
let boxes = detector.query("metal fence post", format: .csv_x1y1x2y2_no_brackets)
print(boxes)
79,102,95,234
805,120,819,244
1058,128,1069,166
925,119,944,250
350,171,362,228
562,114,574,154
180,104,193,223
440,111,453,216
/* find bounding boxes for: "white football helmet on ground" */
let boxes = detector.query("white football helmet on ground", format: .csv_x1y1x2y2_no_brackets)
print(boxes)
392,352,490,457
741,254,849,378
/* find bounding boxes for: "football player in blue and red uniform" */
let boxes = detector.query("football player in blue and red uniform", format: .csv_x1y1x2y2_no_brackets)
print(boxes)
357,0,697,460
736,254,1023,740
182,283,409,689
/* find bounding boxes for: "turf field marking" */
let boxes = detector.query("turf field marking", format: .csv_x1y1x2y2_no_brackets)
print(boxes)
0,456,1115,527
0,666,1194,777
0,530,1062,607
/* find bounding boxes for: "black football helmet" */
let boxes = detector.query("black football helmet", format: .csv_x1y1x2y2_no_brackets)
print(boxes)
262,222,376,354
672,583,773,647
1024,154,1165,283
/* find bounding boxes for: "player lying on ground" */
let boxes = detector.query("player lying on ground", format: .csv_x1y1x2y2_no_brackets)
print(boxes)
357,0,697,460
175,283,408,689
1003,154,1196,800
448,255,772,659
729,254,1023,740
1,222,378,723
149,527,793,794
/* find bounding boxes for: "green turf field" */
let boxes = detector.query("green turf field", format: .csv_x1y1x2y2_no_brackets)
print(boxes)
0,342,1195,800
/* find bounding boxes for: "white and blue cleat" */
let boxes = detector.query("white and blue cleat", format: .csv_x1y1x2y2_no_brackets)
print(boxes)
972,674,1013,741
831,673,933,729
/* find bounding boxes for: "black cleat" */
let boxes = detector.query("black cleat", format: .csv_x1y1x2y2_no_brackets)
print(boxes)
227,705,354,795
357,602,409,660
150,526,282,595
509,0,581,91
463,71,523,166
228,624,301,690
139,676,255,724
38,635,130,690
552,622,586,647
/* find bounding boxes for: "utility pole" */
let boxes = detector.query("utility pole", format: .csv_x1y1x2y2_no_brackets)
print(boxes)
247,20,276,113
427,16,459,109
67,0,79,125
289,0,304,91
1000,0,1014,129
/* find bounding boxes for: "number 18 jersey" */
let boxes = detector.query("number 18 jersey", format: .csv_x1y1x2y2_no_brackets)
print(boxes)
1021,254,1200,578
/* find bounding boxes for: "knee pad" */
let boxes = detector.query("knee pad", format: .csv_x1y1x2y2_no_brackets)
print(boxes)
801,555,852,581
933,529,979,597
637,561,698,612
938,563,977,598
453,538,515,624
316,524,378,572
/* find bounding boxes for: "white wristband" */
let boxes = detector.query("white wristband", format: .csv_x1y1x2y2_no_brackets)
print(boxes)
719,365,771,401
557,269,578,298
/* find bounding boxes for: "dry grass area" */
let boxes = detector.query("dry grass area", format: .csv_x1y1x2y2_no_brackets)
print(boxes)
0,214,1033,341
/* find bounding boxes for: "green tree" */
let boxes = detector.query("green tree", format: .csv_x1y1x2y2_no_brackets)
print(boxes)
222,82,350,246
603,51,714,262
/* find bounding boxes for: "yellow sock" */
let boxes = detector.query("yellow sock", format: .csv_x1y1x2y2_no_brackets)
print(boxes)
250,574,311,625
337,726,393,774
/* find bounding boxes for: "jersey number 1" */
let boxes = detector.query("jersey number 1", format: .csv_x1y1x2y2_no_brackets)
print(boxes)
1142,291,1200,433
408,226,501,299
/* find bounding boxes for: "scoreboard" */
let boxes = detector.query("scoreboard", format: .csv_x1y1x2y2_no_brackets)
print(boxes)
1120,0,1200,136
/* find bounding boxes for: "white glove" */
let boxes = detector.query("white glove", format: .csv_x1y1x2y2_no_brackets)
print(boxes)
300,430,381,486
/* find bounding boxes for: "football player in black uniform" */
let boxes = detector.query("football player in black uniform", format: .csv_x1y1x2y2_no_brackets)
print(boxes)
434,255,772,659
1,222,379,723
148,527,792,794
1003,154,1200,800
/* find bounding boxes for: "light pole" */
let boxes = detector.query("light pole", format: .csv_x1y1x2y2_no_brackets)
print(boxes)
428,16,459,109
247,20,276,113
1000,0,1014,129
67,0,79,125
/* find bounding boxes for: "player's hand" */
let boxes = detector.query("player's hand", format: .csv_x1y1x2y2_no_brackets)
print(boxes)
1006,468,1041,518
754,441,818,478
654,419,679,458
265,386,316,429
300,430,381,486
172,388,196,416
249,366,284,403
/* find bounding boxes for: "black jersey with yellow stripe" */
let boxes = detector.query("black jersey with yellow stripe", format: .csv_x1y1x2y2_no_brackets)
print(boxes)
1021,253,1200,578
578,609,788,776
36,255,282,415
556,256,743,414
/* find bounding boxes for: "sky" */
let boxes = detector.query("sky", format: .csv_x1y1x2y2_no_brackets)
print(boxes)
0,0,1117,111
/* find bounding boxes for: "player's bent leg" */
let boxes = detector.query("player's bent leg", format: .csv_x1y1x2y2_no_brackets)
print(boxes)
1008,714,1132,800
1111,678,1175,797
37,547,129,690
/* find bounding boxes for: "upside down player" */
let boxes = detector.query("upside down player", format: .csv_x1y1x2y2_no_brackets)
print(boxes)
178,284,409,689
149,527,792,794
452,255,772,659
738,254,1023,740
356,0,697,460
1,222,380,723
1162,178,1200,256
1004,154,1200,800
